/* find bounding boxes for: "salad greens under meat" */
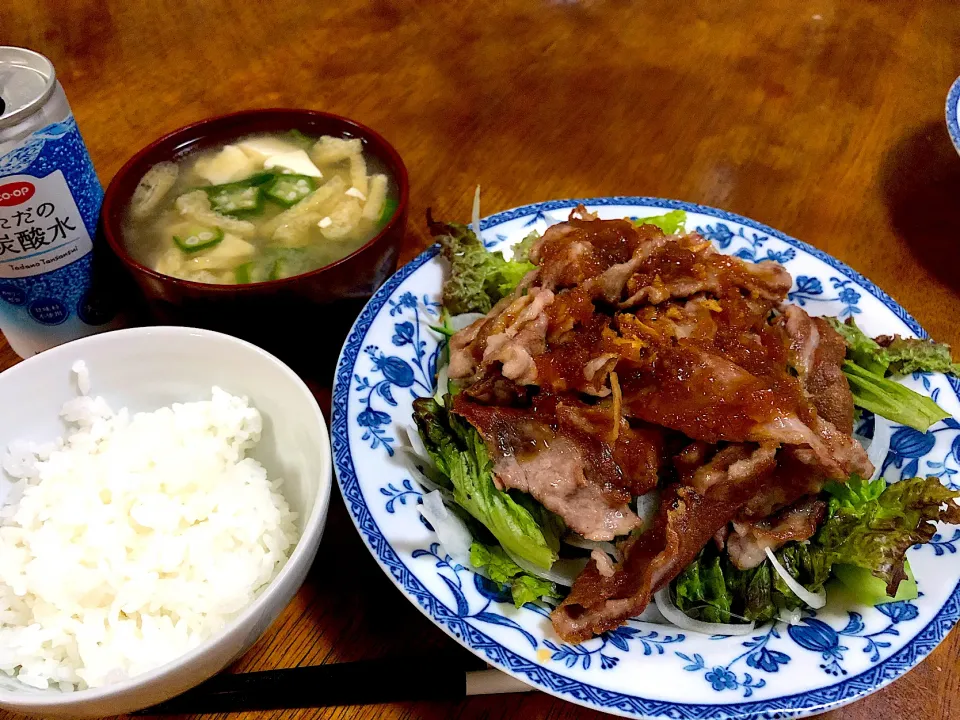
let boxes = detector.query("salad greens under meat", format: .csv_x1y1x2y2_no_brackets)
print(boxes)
405,206,960,642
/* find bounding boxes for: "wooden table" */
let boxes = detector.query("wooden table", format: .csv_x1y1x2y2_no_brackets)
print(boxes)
2,1,960,718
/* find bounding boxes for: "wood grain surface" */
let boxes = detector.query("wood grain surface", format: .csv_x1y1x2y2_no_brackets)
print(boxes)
2,1,960,718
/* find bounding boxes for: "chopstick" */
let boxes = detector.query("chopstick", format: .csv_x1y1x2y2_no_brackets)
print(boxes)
135,657,535,715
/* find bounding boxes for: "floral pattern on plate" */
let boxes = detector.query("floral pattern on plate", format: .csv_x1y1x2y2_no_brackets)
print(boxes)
333,197,960,719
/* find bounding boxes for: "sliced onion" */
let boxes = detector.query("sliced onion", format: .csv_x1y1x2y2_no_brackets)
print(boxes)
504,547,587,587
636,490,660,531
635,602,668,625
395,428,452,498
778,607,802,625
402,425,433,469
397,447,452,499
867,415,892,481
434,362,450,405
654,588,756,636
449,312,486,332
764,546,826,609
419,490,473,569
471,185,482,241
562,535,621,562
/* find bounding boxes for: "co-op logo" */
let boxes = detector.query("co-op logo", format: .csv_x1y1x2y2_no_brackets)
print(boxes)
0,181,36,207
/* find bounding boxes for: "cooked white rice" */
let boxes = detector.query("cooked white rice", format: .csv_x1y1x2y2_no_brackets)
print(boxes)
0,363,298,691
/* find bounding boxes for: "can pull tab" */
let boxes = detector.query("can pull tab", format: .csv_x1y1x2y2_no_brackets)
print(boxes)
0,94,6,117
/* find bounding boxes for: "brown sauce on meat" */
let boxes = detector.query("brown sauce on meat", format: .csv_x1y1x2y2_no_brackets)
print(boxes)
535,313,614,394
535,218,654,290
441,213,868,643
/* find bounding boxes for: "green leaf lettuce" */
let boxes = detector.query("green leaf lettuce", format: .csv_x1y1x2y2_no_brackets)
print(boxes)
879,336,960,377
412,396,559,569
820,475,960,594
827,317,958,430
427,213,535,315
828,316,960,377
674,476,960,622
633,210,687,235
469,542,559,607
841,360,949,432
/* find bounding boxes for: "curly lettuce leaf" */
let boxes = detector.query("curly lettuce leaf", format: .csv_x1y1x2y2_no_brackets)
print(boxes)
412,397,559,569
511,230,540,263
879,336,960,377
828,316,960,378
823,472,886,512
428,213,535,315
820,475,960,594
674,476,959,622
633,210,687,235
827,317,956,430
469,542,559,607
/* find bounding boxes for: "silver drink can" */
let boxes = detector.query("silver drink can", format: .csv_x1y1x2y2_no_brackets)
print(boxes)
0,46,119,359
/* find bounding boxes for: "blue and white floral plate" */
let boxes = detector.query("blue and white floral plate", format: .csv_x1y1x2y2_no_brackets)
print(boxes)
331,198,960,719
948,75,960,157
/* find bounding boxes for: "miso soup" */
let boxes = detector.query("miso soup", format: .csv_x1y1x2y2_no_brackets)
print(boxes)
123,131,397,284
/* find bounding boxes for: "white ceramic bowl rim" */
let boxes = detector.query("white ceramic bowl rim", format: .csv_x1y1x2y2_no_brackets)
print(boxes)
0,326,332,707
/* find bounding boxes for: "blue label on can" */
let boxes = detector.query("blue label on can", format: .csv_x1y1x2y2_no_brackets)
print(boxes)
0,283,26,305
28,296,69,325
0,116,112,334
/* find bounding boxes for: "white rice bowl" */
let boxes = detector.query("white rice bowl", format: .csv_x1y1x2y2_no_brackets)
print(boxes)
0,327,330,718
0,365,298,691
